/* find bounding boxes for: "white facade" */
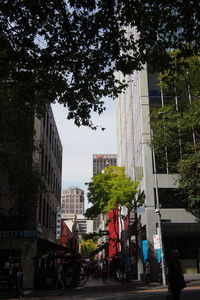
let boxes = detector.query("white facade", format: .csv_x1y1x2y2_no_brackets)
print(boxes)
116,64,200,279
63,214,93,235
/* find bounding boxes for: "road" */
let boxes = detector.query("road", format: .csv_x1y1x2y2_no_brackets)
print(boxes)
2,277,200,300
19,286,200,300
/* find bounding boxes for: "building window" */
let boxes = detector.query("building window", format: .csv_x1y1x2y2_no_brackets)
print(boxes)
155,188,187,209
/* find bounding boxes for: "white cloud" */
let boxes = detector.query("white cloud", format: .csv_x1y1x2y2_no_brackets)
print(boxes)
51,99,116,210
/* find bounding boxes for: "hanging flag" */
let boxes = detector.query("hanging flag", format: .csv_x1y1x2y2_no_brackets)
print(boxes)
142,240,148,263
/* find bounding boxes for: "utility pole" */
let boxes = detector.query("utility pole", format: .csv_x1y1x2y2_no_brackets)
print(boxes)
151,129,167,286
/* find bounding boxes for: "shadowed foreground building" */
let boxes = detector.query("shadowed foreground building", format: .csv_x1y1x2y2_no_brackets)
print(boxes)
0,105,63,288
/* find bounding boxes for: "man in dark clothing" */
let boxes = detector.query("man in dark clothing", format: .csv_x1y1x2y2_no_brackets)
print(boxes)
168,249,186,300
15,267,24,298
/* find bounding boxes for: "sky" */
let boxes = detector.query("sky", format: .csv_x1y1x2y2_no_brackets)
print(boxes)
51,98,117,210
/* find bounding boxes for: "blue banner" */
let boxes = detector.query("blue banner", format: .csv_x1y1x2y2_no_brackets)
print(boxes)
142,240,148,263
157,248,162,263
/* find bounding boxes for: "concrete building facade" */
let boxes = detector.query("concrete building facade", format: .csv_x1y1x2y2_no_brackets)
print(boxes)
116,64,200,279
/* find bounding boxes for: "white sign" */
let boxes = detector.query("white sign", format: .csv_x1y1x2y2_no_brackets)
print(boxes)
153,234,161,249
56,206,61,240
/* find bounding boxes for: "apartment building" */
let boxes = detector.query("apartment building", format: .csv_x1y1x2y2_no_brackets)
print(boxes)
61,187,84,216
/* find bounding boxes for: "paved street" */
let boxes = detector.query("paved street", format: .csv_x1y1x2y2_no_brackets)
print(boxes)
1,276,200,300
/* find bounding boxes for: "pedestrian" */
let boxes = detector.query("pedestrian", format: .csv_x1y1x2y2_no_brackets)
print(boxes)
15,266,24,298
73,254,82,286
144,259,151,284
168,249,186,300
84,264,90,280
54,260,65,289
7,259,15,295
102,262,108,283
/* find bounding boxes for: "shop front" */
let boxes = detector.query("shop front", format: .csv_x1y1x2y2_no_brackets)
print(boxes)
0,230,74,289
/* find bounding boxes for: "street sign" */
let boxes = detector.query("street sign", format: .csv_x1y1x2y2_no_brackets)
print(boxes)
153,234,161,249
137,206,145,215
99,229,109,235
56,206,61,240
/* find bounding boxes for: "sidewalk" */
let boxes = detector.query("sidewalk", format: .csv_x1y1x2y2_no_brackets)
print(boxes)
0,276,200,299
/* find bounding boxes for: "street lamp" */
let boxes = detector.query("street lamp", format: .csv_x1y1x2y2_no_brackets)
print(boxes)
151,129,167,286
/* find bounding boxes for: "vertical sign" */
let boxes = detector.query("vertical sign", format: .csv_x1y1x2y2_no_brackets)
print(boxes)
153,234,161,249
157,248,162,263
142,240,148,263
56,206,61,240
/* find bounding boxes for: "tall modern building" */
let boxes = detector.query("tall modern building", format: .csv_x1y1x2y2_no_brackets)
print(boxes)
61,187,84,216
93,154,117,176
116,62,200,279
92,154,117,232
0,105,63,288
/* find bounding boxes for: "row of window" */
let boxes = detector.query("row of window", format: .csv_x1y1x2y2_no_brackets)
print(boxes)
62,203,83,208
61,209,83,214
154,188,187,209
62,198,83,204
63,189,83,195
149,87,196,174
43,110,62,169
62,196,81,200
40,147,61,200
38,194,56,230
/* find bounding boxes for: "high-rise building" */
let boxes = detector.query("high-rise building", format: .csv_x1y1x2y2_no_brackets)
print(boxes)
116,62,200,279
61,187,84,217
0,105,63,288
93,154,117,176
92,154,117,232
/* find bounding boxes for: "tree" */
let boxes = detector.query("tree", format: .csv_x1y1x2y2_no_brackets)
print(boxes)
150,54,200,216
0,1,200,128
85,166,138,251
81,239,98,259
85,166,138,217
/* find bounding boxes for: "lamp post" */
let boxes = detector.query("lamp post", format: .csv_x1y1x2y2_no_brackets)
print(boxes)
151,129,167,286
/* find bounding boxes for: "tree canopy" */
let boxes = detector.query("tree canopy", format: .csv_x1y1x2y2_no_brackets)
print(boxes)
1,1,200,128
84,166,138,219
150,54,200,216
81,239,98,259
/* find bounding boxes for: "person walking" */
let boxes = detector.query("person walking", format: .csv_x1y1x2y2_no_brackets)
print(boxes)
54,260,65,289
168,249,186,300
15,266,24,299
7,259,15,295
144,259,151,284
102,262,108,283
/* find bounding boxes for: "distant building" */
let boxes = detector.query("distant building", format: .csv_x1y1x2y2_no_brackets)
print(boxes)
93,154,117,176
61,187,84,216
92,154,117,232
76,214,93,235
62,214,93,235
